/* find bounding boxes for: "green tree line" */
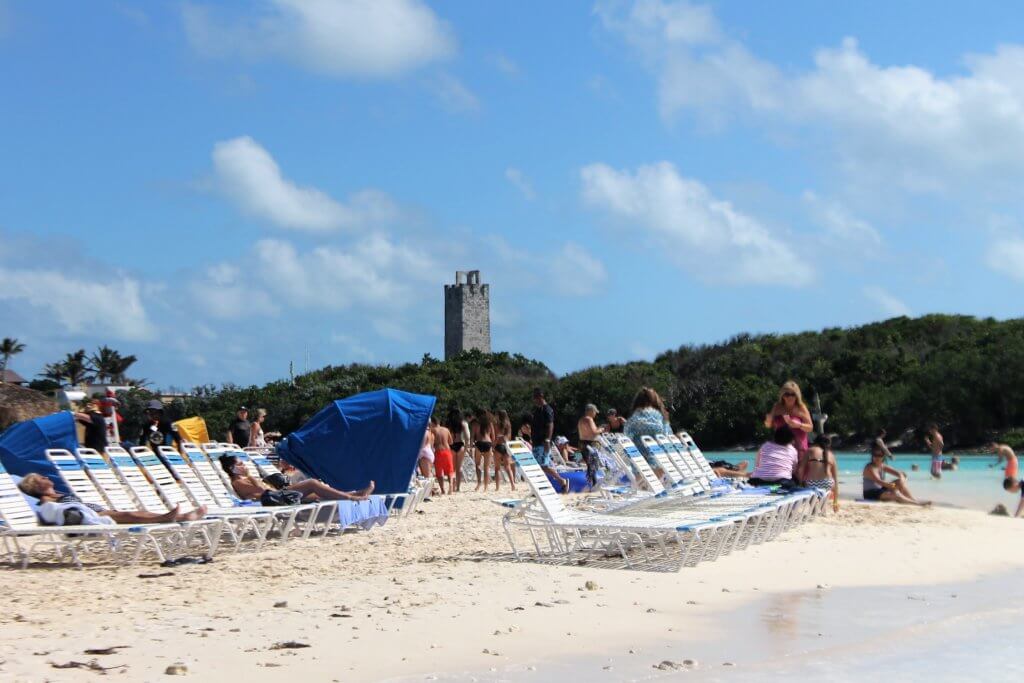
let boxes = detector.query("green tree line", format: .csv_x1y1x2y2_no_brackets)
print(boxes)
108,315,1024,450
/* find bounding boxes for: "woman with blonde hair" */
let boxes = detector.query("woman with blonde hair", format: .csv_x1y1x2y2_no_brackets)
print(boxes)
763,380,813,455
250,408,268,447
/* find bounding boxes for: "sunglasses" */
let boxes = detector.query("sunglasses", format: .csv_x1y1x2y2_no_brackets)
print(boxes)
782,392,796,398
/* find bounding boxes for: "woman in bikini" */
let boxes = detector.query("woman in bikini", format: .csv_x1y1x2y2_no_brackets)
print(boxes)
763,381,813,458
445,407,471,493
472,408,495,492
493,409,515,491
862,445,930,506
799,434,840,512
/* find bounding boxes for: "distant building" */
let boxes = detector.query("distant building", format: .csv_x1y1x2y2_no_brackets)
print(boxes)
444,270,491,360
1,369,27,385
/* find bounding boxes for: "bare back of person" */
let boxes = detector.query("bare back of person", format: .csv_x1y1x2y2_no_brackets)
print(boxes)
434,424,452,451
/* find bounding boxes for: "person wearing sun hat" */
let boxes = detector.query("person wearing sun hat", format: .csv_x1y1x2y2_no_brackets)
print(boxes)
227,405,251,448
138,399,180,451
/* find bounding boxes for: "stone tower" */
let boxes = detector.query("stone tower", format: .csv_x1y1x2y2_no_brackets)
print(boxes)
444,270,491,359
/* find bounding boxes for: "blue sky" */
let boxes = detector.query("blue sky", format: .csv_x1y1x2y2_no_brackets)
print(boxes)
2,0,1023,390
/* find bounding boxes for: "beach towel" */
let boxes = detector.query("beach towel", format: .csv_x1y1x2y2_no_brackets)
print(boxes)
37,501,114,526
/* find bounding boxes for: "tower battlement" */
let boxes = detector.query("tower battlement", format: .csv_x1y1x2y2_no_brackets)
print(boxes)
444,270,491,359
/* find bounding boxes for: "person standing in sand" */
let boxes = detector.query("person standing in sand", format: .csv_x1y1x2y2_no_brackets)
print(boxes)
493,410,516,492
924,423,944,479
250,408,268,447
577,404,605,489
418,423,435,480
432,418,455,495
862,445,930,506
445,408,471,493
472,408,496,491
531,388,567,493
763,381,813,457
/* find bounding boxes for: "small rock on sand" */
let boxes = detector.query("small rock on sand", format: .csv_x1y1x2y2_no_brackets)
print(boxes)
165,662,188,675
273,601,288,608
584,581,599,591
990,504,1009,516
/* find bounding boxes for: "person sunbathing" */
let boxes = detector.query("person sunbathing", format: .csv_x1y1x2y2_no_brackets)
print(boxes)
219,455,374,502
708,458,750,478
18,473,207,523
862,446,931,506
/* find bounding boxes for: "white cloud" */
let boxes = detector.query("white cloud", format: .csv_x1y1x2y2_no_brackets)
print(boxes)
802,191,882,253
183,0,455,78
550,243,608,297
863,286,911,317
253,236,436,311
504,167,536,201
599,1,1024,190
189,262,278,320
0,267,156,341
985,237,1024,282
427,73,480,113
580,161,813,286
211,136,399,232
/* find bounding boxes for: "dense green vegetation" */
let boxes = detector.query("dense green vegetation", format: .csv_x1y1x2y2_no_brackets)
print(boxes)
113,315,1024,449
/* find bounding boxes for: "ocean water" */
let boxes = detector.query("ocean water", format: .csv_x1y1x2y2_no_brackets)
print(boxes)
704,452,1018,513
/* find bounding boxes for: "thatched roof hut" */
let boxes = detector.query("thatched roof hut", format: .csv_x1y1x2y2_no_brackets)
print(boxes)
0,382,58,431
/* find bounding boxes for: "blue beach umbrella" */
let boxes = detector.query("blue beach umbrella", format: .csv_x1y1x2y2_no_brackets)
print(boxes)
0,411,79,495
275,388,436,495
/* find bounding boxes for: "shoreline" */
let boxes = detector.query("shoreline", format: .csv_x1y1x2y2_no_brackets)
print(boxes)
2,497,1022,681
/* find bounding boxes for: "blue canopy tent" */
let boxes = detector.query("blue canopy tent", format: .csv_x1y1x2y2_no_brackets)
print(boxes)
276,388,436,495
0,411,79,495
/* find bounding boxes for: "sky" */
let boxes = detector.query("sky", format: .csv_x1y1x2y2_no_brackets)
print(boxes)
2,0,1024,390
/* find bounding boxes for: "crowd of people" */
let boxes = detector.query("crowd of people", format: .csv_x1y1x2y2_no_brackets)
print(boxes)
409,379,971,515
50,380,1023,518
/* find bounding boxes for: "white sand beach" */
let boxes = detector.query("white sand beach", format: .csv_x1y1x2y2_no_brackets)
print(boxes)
2,496,1022,682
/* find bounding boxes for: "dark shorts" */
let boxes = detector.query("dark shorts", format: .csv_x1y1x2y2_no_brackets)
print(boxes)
863,488,885,501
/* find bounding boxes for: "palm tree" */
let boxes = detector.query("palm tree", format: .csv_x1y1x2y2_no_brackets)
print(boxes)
0,337,26,381
39,362,67,385
62,349,92,387
111,353,138,384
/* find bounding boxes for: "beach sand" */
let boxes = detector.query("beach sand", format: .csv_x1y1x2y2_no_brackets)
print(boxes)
1,495,1022,682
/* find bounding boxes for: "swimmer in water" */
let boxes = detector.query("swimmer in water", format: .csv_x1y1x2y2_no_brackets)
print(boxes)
924,423,944,479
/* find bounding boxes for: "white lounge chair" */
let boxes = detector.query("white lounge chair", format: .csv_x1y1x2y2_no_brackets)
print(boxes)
1,457,185,568
502,440,743,570
48,448,223,558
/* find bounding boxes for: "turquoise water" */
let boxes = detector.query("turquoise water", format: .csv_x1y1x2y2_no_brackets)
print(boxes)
705,451,1017,512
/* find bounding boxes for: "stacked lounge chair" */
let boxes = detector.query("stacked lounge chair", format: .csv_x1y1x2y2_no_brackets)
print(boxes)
1,455,199,568
505,431,825,569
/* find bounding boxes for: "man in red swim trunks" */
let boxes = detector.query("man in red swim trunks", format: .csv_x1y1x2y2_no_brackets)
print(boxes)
432,417,455,495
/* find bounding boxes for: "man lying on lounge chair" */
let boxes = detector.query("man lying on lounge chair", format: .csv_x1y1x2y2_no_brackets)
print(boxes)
219,454,374,503
18,473,208,525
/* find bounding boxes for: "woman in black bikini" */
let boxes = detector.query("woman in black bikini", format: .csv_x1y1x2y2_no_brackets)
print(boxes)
472,408,495,492
799,434,840,512
446,407,470,492
862,445,930,506
493,409,515,491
